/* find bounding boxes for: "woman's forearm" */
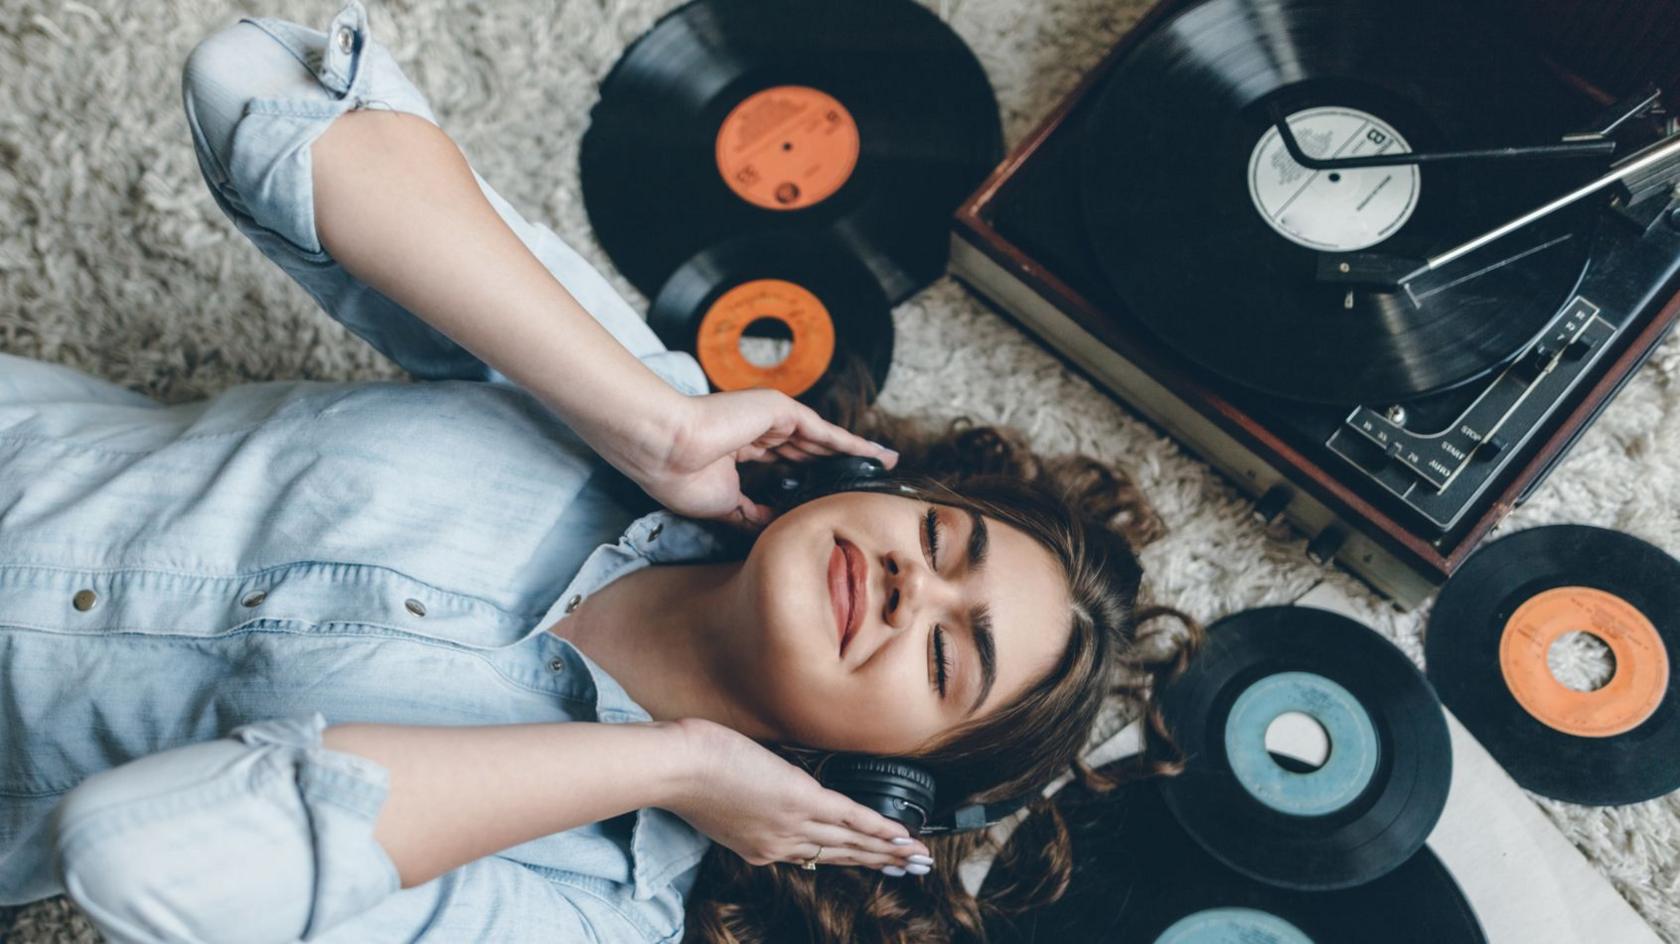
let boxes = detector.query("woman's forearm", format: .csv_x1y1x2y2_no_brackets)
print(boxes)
309,108,689,482
321,719,694,889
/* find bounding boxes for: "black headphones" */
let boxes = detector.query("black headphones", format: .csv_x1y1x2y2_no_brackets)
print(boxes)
772,454,1036,836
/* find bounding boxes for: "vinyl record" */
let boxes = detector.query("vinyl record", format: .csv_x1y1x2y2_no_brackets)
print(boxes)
1079,0,1601,404
979,773,1485,943
580,0,1002,305
1425,525,1680,805
647,231,894,411
1155,606,1453,890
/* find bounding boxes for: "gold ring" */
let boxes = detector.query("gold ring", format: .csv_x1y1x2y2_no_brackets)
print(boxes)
800,844,822,870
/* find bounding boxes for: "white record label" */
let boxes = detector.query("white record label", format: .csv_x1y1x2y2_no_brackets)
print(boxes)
1247,106,1419,251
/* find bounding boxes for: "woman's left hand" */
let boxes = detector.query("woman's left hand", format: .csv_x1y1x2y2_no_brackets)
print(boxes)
617,388,898,532
664,717,932,871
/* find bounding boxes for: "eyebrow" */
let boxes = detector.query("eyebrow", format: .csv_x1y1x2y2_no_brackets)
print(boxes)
962,508,996,717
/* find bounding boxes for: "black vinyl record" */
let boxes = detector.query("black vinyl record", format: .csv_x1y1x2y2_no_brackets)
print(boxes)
1425,525,1680,806
648,231,894,412
979,773,1485,943
580,0,1002,305
1079,0,1601,404
1155,606,1453,890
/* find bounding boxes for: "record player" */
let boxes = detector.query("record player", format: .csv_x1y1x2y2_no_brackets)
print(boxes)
951,0,1680,606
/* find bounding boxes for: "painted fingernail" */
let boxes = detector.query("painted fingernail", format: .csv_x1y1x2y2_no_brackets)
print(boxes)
882,865,908,877
907,854,934,866
890,837,913,846
905,863,931,875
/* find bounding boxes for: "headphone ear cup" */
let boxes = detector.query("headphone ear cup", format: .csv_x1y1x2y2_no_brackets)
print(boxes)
819,755,938,833
771,455,891,510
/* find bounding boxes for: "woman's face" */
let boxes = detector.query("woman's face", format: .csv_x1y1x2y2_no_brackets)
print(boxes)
728,488,1074,755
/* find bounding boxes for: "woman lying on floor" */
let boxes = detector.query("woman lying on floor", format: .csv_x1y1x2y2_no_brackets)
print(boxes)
0,3,1199,941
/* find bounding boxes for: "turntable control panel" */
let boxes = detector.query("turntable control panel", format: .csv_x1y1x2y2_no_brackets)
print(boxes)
1327,297,1618,531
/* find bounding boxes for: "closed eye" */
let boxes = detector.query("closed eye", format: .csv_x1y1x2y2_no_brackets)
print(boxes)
924,506,953,697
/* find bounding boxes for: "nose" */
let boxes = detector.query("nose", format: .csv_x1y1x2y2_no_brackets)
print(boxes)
882,551,946,630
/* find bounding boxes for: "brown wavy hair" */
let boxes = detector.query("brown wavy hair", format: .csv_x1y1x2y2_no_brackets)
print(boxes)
679,362,1207,943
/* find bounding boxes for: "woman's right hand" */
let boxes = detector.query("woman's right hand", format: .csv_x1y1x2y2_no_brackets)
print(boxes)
663,717,933,872
609,388,899,534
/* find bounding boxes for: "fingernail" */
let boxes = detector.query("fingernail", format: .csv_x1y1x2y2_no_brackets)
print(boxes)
905,863,931,875
882,865,907,877
907,854,934,866
890,837,913,846
870,441,898,460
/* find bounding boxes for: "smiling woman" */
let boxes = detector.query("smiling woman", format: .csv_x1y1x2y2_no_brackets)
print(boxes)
561,484,1076,749
619,381,1210,943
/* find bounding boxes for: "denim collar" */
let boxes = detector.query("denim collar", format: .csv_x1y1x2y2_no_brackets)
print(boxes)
530,507,730,900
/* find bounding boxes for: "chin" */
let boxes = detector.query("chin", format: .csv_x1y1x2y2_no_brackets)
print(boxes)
733,527,863,740
749,509,840,649
732,536,825,711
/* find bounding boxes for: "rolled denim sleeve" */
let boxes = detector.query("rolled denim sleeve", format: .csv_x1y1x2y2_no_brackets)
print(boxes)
322,856,692,943
48,712,688,944
49,713,398,943
180,1,706,396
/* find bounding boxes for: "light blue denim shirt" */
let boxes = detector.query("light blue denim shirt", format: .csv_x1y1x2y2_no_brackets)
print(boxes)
0,3,724,941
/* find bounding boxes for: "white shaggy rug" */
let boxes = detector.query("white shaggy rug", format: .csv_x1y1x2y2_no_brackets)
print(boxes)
3,0,1680,940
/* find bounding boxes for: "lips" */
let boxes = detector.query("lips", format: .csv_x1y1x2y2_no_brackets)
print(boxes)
829,536,865,657
829,542,851,653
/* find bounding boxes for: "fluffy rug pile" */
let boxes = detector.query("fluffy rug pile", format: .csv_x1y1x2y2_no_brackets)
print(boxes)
3,0,1678,940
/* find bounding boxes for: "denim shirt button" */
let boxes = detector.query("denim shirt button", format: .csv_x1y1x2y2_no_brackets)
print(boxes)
564,594,583,613
335,25,355,54
549,657,565,672
241,590,268,607
404,598,427,617
72,589,98,611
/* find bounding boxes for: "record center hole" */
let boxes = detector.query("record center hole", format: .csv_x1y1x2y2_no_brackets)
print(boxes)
739,317,794,369
781,141,792,151
1264,711,1330,772
1548,631,1616,692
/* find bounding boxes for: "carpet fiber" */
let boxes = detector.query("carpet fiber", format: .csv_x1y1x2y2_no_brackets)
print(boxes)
3,0,1680,940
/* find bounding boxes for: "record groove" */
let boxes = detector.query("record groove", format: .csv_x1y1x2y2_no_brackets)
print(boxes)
1077,0,1600,403
580,0,1002,305
1425,524,1680,805
1155,605,1453,890
978,773,1484,943
647,231,894,412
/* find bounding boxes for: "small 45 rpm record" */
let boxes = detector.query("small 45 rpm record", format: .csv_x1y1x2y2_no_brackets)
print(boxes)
1155,606,1452,890
1426,525,1680,806
648,231,894,412
1078,0,1599,404
580,0,1002,305
979,773,1485,944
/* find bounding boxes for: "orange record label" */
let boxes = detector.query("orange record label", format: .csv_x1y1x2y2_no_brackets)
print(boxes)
715,86,859,210
1498,586,1670,738
695,279,835,396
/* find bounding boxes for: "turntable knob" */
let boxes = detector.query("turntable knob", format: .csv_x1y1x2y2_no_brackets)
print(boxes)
1564,335,1598,360
1474,435,1509,461
1514,345,1556,380
1306,526,1349,566
1251,484,1294,525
